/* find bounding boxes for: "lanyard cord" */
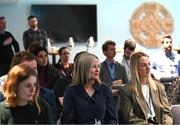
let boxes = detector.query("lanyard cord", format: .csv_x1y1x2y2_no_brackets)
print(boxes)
145,93,153,116
142,85,154,117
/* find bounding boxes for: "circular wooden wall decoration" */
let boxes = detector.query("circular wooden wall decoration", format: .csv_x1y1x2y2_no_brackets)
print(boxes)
130,2,174,48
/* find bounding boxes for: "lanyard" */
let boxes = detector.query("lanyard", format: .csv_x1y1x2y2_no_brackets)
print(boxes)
145,93,153,116
142,85,155,118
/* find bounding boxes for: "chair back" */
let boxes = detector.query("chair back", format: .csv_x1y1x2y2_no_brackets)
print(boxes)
170,104,180,124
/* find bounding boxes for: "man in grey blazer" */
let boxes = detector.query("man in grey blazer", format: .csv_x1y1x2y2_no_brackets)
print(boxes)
100,40,129,118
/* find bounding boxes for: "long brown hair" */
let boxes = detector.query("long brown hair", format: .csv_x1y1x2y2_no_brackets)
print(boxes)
2,64,41,113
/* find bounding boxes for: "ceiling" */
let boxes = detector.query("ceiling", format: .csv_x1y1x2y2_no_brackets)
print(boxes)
0,0,20,4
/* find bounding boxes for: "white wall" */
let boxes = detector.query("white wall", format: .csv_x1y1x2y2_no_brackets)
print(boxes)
0,0,179,63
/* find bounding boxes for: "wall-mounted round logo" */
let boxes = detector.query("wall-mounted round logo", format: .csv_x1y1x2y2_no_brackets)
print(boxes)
130,2,173,48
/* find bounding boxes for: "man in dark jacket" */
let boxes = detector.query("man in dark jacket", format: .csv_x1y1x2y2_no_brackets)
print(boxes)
0,16,20,76
23,15,48,50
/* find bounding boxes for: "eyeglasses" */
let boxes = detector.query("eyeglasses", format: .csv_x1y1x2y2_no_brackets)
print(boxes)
127,47,135,51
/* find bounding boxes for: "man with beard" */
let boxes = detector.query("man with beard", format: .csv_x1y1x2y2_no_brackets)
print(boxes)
23,15,48,50
151,35,180,83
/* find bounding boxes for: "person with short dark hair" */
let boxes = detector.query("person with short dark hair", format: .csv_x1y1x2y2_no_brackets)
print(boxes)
151,35,180,106
23,15,48,50
54,46,74,78
100,40,129,118
151,35,180,83
53,51,87,116
100,40,129,87
29,45,60,89
0,16,20,76
0,51,38,92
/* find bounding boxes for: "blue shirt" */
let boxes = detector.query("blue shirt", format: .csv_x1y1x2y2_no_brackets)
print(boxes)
106,60,116,81
61,83,117,124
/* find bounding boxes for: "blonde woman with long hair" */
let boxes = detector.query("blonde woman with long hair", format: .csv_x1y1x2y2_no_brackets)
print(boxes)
118,51,172,124
61,52,117,124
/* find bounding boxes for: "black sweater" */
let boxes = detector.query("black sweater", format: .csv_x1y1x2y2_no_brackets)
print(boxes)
0,99,52,124
0,31,20,64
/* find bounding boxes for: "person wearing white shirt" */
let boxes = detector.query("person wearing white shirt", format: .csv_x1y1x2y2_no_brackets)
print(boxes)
121,39,136,81
151,35,180,83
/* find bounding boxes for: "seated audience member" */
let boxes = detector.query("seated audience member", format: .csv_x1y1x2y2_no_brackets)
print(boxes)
29,45,60,89
100,40,129,117
53,51,87,115
54,46,74,78
151,35,180,83
151,35,180,105
0,16,20,76
121,39,136,81
118,51,172,124
100,40,129,87
61,52,117,124
0,64,52,124
23,15,48,50
0,51,57,123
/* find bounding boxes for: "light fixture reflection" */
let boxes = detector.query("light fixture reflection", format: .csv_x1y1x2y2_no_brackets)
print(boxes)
67,36,75,48
87,36,95,51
